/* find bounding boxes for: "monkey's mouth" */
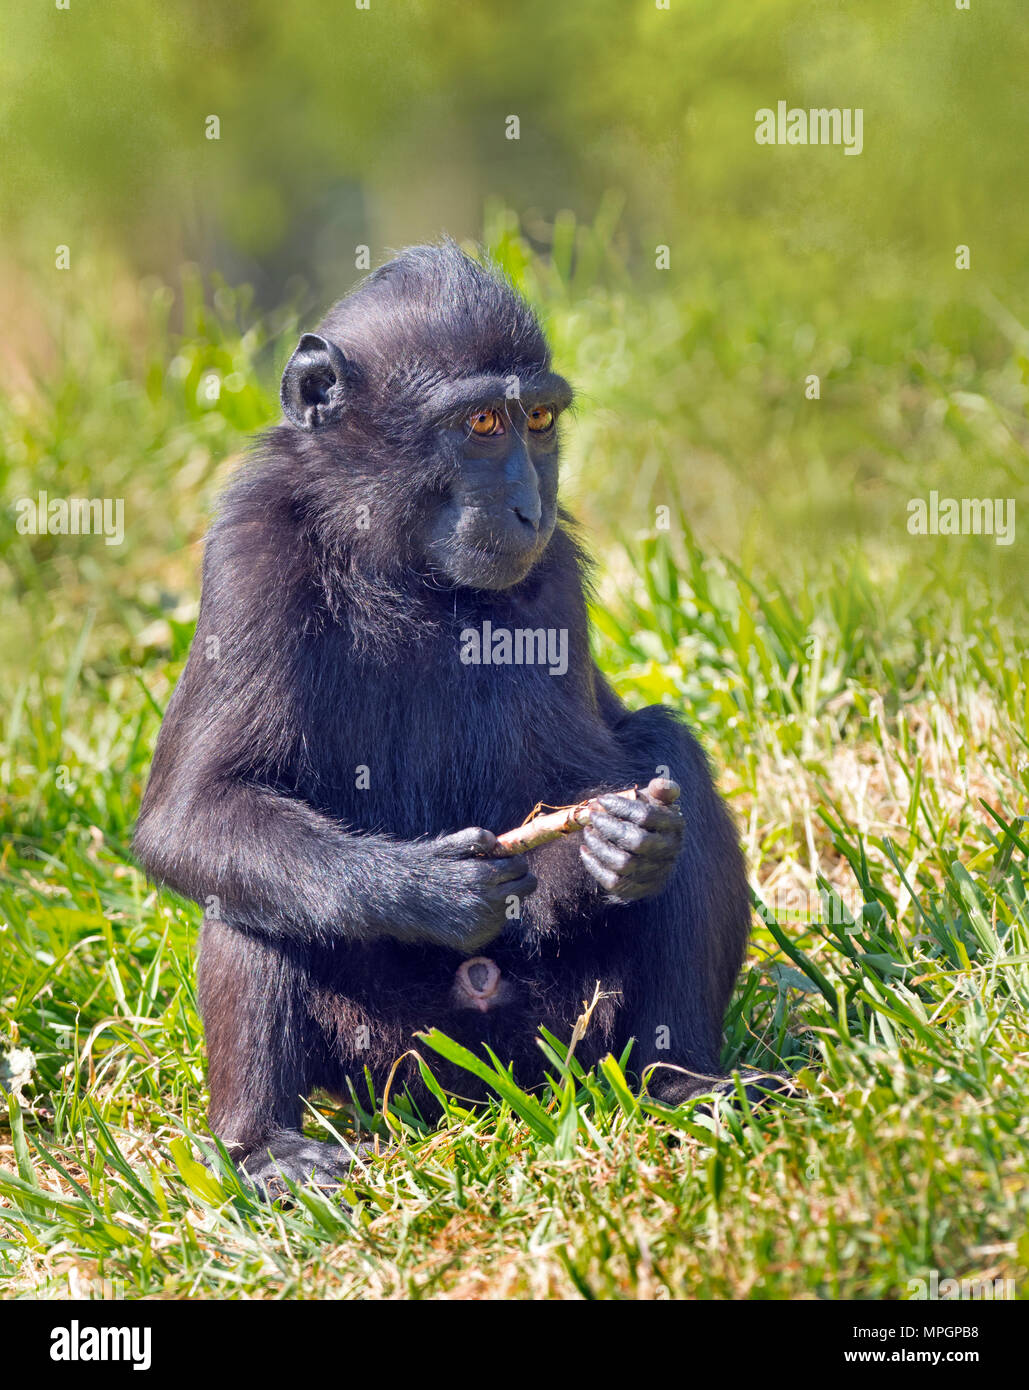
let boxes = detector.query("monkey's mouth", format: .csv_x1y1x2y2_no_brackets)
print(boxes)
428,528,550,592
424,549,538,593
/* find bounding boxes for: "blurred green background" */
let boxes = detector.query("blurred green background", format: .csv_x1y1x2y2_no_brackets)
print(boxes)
3,2,1029,1300
1,0,1026,672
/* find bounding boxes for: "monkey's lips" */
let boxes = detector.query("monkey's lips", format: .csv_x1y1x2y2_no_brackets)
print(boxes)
428,528,549,591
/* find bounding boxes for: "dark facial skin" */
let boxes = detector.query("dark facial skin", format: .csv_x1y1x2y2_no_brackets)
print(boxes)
134,245,750,1198
420,374,571,591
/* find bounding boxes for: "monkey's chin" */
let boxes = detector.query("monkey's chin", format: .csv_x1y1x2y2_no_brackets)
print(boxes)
434,546,542,592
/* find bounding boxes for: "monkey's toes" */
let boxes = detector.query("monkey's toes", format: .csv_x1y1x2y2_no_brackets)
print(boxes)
240,1137,375,1202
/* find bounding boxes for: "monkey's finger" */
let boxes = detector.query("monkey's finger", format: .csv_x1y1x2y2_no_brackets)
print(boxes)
594,794,682,833
589,813,647,853
595,792,682,824
490,871,538,901
579,845,622,893
642,818,685,848
582,837,670,895
587,812,670,859
582,826,633,872
438,827,499,858
482,853,533,884
645,778,681,806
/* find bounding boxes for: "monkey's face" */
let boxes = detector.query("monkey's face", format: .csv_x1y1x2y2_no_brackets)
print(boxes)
419,387,569,591
279,248,574,592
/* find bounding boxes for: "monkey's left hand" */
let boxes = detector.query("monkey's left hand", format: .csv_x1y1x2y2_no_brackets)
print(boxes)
580,777,684,903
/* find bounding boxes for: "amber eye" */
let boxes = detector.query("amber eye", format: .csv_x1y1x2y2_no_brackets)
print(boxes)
526,405,555,433
467,406,504,436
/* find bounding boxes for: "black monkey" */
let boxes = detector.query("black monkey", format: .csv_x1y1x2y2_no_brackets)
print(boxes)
134,243,750,1195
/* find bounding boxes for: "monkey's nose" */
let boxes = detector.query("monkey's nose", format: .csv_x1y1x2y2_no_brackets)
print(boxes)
513,504,540,531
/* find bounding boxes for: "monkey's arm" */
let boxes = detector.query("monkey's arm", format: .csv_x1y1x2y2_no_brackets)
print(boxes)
135,761,530,951
133,523,533,952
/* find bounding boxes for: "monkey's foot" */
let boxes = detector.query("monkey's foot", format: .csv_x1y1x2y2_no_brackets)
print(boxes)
240,1133,376,1202
647,1070,799,1110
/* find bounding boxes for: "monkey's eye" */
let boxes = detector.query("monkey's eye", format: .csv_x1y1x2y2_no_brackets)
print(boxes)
526,405,555,433
467,407,505,437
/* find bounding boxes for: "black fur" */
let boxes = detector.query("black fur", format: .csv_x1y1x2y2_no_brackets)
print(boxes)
134,242,750,1193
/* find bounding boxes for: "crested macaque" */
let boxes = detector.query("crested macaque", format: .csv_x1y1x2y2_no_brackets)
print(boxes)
134,243,750,1195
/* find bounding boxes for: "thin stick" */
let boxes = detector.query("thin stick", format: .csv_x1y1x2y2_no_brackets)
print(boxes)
494,787,639,857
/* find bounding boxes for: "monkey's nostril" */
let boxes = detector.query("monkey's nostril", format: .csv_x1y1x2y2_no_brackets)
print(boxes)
514,506,539,530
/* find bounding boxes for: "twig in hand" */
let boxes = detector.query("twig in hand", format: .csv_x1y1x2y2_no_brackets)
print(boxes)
494,787,640,857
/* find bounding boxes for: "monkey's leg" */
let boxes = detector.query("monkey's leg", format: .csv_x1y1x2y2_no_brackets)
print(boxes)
613,881,747,1107
197,919,360,1198
620,896,793,1111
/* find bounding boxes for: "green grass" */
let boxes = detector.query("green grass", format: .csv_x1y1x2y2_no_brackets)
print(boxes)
1,235,1027,1299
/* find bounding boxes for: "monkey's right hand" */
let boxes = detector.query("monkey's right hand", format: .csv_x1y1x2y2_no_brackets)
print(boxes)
399,828,537,953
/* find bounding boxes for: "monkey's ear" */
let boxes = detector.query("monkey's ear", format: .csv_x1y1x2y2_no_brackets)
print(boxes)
280,333,351,430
